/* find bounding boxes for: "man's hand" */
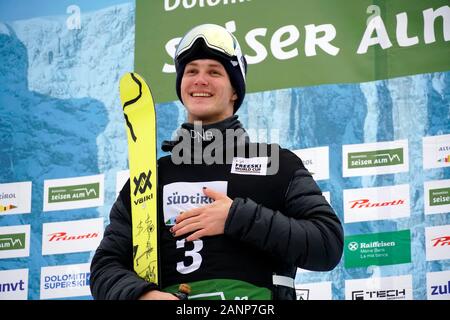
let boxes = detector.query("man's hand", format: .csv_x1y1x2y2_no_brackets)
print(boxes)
138,290,179,300
171,187,232,241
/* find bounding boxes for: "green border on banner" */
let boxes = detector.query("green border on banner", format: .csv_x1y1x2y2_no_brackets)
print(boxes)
135,0,450,104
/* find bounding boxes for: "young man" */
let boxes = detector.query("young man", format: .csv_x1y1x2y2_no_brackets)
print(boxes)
90,24,343,300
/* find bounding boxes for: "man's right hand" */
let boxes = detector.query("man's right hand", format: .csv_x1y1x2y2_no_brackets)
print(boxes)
138,290,180,300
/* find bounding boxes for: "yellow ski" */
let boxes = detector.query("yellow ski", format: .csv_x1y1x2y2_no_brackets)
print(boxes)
119,72,159,286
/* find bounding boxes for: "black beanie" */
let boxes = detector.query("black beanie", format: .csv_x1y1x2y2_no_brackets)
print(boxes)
175,38,247,113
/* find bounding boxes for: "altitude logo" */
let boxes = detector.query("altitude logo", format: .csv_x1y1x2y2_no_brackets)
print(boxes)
40,263,91,299
0,225,30,259
42,218,103,255
344,230,411,268
0,269,28,300
345,275,413,300
342,140,408,177
427,270,450,300
425,224,450,261
343,184,410,223
424,179,450,215
0,181,32,216
163,181,227,225
423,134,450,169
293,146,329,181
43,174,104,211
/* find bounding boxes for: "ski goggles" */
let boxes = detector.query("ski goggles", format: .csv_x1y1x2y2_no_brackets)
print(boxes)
175,24,246,82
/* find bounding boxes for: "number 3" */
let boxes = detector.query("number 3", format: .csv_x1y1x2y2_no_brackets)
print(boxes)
176,239,203,274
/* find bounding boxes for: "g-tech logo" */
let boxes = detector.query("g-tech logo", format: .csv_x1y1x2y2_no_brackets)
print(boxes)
344,230,411,268
343,184,410,223
423,134,450,169
0,225,30,259
427,270,450,300
293,146,329,181
40,263,91,299
0,181,32,215
345,275,413,300
424,179,450,216
43,174,104,211
42,218,103,255
163,181,227,225
343,140,408,177
425,225,450,261
0,269,28,300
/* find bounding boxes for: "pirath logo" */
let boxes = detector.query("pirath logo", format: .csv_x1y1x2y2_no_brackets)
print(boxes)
431,236,450,247
430,280,450,297
351,289,407,300
133,170,153,205
48,183,99,203
348,148,403,169
0,233,26,251
348,198,405,209
47,232,99,242
429,187,450,206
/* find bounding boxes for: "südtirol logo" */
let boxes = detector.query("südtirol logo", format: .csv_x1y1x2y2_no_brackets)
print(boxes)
344,230,411,268
348,148,403,169
163,181,227,226
430,187,450,206
0,233,26,251
48,183,99,203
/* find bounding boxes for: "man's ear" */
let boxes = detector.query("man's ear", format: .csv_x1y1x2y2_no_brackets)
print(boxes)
231,90,238,102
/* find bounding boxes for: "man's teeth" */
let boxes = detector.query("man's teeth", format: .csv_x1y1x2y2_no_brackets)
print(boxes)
192,93,212,97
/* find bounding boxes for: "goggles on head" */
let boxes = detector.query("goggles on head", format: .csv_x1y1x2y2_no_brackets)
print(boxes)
175,24,246,82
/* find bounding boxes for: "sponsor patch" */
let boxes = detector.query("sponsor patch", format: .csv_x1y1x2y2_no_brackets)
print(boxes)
231,157,268,176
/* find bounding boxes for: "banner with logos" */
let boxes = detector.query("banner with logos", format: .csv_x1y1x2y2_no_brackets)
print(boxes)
0,0,449,300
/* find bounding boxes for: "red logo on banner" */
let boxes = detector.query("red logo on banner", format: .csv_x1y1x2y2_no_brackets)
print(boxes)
431,236,450,247
47,232,99,242
349,199,405,209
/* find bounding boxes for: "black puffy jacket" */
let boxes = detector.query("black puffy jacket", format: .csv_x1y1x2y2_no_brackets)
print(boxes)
90,116,343,300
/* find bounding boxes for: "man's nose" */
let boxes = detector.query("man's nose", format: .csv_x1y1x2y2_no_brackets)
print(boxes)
193,72,208,85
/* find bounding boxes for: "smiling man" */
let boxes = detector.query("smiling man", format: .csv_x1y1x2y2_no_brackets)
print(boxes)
90,24,343,300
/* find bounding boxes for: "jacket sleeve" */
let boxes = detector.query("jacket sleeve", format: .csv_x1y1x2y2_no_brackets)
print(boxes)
224,166,344,271
90,183,157,300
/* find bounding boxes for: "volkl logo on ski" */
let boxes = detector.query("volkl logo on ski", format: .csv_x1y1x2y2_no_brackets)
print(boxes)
133,170,153,206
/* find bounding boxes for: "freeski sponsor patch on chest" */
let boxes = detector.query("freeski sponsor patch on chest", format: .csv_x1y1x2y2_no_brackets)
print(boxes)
231,157,268,176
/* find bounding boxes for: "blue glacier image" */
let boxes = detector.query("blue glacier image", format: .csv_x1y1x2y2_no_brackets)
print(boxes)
0,2,449,300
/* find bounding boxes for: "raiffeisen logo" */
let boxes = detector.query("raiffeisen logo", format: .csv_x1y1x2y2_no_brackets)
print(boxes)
47,232,99,242
348,148,403,169
349,198,405,209
429,187,450,206
431,236,450,247
0,233,26,251
48,183,99,203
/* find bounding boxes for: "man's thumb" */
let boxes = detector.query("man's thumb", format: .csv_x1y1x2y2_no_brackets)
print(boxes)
202,187,225,200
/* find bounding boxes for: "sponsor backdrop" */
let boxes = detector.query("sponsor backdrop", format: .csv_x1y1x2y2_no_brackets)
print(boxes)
0,0,449,300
